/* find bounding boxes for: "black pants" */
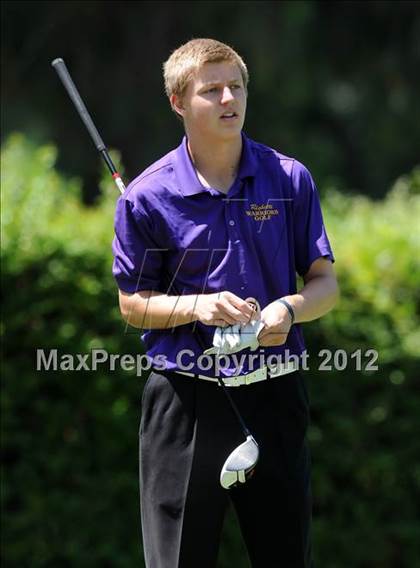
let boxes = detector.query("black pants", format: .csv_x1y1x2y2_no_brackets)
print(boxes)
139,370,313,568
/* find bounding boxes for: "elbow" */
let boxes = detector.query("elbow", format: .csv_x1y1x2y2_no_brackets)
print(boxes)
119,300,132,325
118,292,144,328
319,276,340,318
119,302,131,324
329,277,340,311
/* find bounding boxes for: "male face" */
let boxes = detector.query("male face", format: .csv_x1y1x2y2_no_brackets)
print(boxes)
171,60,247,142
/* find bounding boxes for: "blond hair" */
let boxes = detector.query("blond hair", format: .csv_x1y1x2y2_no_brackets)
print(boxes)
163,38,249,104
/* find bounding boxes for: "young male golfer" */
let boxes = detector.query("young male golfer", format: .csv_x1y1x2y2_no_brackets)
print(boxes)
112,38,338,568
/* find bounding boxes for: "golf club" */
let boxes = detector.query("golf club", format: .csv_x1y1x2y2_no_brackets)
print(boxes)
51,57,259,490
51,58,125,194
215,370,259,489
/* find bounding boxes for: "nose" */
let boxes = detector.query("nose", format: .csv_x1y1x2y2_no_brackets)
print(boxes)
221,86,235,104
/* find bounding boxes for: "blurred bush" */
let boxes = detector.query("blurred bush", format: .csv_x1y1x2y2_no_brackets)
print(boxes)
1,134,145,567
1,134,419,567
304,168,420,567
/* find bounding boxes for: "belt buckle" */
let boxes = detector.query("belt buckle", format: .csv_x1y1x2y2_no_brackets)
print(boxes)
245,367,267,385
222,367,268,387
232,375,244,387
222,374,244,387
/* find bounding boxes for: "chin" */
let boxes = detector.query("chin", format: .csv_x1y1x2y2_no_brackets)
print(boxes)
194,122,243,142
215,125,243,140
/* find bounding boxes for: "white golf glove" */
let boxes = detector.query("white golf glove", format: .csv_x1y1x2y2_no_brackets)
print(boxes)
204,298,265,356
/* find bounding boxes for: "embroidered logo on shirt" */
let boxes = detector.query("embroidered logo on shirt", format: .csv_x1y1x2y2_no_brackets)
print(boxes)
245,203,279,222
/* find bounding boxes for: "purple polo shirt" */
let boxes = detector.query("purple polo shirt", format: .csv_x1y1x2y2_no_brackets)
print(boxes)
112,132,335,377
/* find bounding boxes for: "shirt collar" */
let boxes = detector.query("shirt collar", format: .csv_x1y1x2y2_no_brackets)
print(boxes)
174,131,258,197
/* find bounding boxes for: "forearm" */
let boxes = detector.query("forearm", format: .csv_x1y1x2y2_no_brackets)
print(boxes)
120,289,255,330
119,290,199,329
283,275,339,324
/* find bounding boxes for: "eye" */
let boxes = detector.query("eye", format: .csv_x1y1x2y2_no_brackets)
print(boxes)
205,87,217,93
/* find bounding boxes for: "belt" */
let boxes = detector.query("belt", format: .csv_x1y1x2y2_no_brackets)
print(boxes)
173,361,299,387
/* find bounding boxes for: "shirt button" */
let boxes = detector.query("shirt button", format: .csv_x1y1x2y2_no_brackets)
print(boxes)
240,286,245,290
229,220,235,226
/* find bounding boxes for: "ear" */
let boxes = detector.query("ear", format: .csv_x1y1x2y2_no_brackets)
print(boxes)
170,93,185,118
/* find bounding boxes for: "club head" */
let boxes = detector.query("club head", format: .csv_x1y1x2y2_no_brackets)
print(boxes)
220,435,259,489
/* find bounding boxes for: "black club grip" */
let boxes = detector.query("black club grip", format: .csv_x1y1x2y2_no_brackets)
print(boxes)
51,58,106,152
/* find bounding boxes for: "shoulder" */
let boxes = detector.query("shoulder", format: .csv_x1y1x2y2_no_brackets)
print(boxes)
247,135,313,183
121,147,180,212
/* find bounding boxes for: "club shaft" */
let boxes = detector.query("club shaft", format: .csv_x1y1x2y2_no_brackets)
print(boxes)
51,57,125,193
217,377,251,437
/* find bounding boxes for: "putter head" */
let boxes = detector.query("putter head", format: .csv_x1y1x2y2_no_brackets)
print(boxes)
220,435,259,489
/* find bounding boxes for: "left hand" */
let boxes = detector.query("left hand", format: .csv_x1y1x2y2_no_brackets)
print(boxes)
257,300,293,347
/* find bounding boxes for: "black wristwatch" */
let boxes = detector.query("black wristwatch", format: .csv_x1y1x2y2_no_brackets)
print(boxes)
277,299,295,325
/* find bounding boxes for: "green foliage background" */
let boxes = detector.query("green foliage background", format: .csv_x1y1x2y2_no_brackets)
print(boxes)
1,134,420,567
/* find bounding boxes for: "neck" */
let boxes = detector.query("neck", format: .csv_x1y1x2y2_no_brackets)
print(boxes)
186,131,242,189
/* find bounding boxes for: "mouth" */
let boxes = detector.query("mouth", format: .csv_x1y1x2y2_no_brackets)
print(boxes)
220,111,238,121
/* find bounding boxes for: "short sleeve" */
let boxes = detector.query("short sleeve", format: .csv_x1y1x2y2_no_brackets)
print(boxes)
291,162,335,277
112,197,164,293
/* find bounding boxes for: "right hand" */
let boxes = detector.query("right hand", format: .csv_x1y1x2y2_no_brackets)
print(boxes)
194,291,256,327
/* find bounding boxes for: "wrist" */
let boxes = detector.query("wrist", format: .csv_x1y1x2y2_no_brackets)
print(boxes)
276,298,295,325
184,294,201,323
